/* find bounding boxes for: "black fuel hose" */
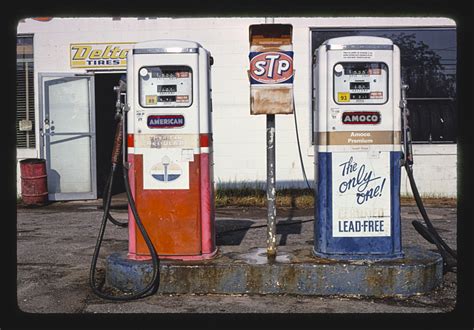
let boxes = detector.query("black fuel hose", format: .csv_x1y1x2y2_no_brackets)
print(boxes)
89,119,160,300
89,163,160,300
404,162,457,272
292,98,313,191
102,116,128,228
102,169,128,228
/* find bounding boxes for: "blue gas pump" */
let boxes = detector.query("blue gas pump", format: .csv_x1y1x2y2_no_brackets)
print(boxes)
313,36,403,260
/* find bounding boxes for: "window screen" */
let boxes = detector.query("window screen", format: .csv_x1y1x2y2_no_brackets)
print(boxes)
16,35,35,148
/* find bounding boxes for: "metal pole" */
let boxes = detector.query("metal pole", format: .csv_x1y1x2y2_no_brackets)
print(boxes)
264,16,276,260
266,114,277,260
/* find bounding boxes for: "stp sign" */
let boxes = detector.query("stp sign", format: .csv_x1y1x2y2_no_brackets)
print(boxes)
249,51,294,84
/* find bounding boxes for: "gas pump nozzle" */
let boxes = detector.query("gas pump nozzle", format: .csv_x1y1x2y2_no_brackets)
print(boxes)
111,78,128,166
400,83,413,168
113,77,127,120
399,82,457,272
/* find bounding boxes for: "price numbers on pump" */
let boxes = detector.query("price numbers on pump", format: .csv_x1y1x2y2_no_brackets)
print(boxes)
342,63,383,76
334,62,388,105
139,65,193,108
157,85,177,93
151,71,190,79
350,82,370,90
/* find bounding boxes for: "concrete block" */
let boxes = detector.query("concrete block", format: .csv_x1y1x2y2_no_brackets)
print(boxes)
106,245,443,297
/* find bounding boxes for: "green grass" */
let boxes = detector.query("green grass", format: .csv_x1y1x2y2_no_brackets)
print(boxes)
215,182,456,208
215,181,314,208
215,189,314,208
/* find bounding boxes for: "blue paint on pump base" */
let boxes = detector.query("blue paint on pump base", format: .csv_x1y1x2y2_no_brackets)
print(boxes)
105,253,156,292
314,151,403,260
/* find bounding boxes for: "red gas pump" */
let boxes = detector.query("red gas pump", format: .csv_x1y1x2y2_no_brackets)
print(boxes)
90,40,216,300
126,40,216,260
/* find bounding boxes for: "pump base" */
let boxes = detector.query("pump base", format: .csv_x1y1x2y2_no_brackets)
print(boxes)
105,245,442,297
312,249,404,261
127,248,218,261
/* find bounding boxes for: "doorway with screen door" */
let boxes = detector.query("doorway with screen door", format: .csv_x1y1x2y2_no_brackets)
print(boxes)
40,72,126,201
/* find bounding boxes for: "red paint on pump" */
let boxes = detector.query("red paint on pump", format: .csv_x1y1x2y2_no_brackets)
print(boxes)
200,152,215,254
127,134,134,148
200,133,209,147
132,154,202,257
127,149,217,260
127,154,141,259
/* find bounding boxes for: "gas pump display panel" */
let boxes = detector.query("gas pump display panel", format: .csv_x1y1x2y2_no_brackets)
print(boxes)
334,62,388,105
139,66,193,107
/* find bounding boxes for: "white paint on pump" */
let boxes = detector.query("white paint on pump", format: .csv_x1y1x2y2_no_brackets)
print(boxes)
127,39,212,190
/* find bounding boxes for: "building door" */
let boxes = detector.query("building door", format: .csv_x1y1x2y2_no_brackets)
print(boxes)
40,74,96,200
94,72,126,198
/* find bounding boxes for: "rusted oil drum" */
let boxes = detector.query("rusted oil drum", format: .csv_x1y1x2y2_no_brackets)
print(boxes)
20,158,48,205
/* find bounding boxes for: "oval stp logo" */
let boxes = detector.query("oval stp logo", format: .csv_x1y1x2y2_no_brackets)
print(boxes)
249,51,294,84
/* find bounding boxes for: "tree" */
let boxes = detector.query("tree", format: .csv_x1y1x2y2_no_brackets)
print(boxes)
381,32,456,98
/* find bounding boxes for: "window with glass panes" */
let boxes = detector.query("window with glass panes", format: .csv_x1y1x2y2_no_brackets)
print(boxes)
311,28,456,144
17,35,35,148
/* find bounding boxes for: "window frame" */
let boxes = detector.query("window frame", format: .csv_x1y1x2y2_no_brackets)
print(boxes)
310,26,457,145
16,34,35,149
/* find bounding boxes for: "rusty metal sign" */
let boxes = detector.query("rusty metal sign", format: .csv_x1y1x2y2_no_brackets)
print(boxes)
249,24,294,115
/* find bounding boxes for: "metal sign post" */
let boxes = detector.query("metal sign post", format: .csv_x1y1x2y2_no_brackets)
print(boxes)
266,114,277,259
249,23,293,259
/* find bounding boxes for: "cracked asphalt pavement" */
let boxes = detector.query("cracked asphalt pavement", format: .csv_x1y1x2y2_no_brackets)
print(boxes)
15,198,458,315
